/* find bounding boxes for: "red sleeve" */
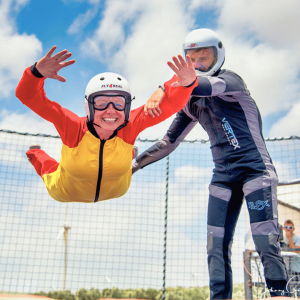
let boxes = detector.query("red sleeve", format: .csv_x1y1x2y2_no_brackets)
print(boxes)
118,75,198,145
15,67,87,148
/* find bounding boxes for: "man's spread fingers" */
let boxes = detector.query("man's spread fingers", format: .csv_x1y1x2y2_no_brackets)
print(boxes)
46,46,57,57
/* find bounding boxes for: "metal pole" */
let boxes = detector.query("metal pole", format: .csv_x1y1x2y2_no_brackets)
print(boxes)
63,229,67,290
162,156,169,300
63,205,69,290
243,250,253,300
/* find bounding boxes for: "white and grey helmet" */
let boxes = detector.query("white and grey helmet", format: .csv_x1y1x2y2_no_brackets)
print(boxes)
84,72,132,130
183,28,225,77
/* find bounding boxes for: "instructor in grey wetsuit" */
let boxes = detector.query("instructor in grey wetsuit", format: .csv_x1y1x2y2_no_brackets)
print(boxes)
133,28,288,299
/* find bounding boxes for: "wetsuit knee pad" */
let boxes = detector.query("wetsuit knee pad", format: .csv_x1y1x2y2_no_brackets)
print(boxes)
207,236,233,266
207,236,223,255
253,234,280,254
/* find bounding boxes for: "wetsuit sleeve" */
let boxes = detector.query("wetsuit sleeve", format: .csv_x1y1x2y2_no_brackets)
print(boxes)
15,67,84,148
132,109,197,174
121,76,198,145
191,71,248,98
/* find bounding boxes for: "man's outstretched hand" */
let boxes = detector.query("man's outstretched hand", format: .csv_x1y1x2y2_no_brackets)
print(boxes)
167,54,196,87
36,46,75,82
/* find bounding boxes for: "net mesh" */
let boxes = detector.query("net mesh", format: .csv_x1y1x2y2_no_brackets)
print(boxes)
0,130,299,297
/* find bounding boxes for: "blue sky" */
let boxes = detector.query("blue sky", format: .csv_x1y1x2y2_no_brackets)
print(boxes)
1,0,300,140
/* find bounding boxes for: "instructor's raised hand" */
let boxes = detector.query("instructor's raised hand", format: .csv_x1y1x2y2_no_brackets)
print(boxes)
36,46,75,82
168,55,196,87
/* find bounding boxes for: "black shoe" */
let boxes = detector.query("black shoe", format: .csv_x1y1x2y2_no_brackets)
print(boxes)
28,145,41,165
29,144,41,150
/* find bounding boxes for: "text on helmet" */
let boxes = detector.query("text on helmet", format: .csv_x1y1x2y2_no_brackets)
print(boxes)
101,84,123,88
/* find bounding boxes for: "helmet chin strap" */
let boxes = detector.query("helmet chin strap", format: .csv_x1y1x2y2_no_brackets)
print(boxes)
92,121,127,131
93,122,101,128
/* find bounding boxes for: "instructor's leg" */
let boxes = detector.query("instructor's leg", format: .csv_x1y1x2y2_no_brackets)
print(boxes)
207,182,244,299
223,184,244,298
244,171,288,297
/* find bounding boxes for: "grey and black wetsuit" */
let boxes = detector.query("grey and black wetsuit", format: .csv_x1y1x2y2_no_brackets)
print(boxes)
133,69,288,299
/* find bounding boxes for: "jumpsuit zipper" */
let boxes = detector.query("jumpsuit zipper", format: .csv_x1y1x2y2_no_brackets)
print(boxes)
94,139,106,202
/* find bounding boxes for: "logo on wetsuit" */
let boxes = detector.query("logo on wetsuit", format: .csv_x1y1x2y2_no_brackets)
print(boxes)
248,200,270,210
221,118,240,150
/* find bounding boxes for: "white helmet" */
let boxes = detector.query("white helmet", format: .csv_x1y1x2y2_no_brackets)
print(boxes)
84,72,132,130
183,28,225,77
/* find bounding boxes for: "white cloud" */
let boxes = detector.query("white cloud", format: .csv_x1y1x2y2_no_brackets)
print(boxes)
13,0,30,11
187,0,221,12
278,184,300,209
0,109,58,135
138,115,209,140
78,0,300,139
224,40,299,117
217,0,300,49
80,0,141,60
0,0,42,99
63,0,101,4
174,164,212,184
269,100,300,138
67,5,101,34
79,0,193,100
215,0,300,120
78,0,208,140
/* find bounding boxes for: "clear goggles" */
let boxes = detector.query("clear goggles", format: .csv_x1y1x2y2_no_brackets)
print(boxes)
93,95,126,111
185,46,217,72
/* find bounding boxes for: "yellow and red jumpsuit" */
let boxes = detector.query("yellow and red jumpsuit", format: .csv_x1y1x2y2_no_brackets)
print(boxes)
15,67,197,203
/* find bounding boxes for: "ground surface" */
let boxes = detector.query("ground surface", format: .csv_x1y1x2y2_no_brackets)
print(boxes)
0,295,294,300
0,295,53,300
